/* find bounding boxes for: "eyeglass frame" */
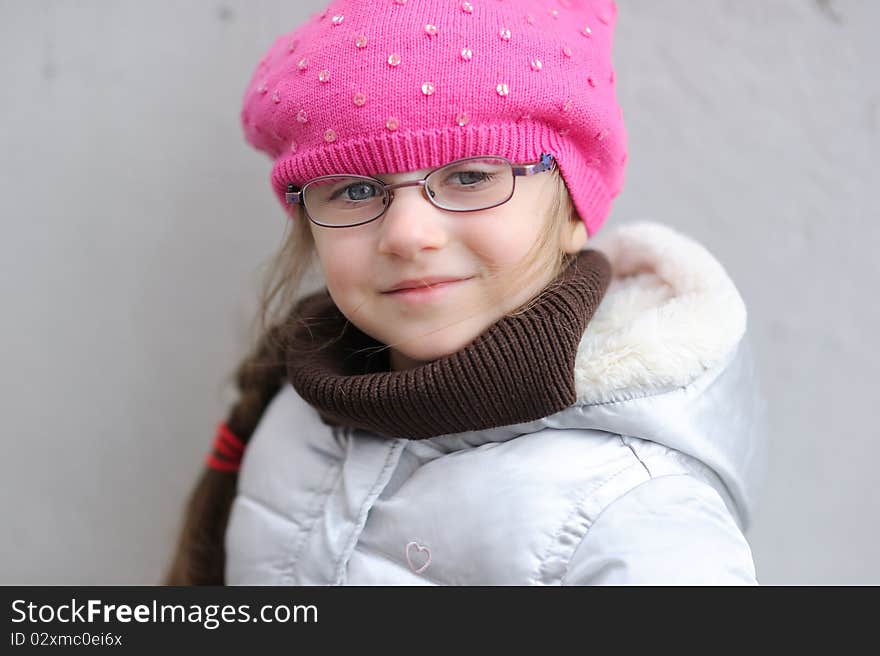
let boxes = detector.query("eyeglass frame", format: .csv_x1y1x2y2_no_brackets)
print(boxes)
284,152,557,228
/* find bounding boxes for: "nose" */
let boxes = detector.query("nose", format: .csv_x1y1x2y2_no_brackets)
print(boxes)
376,185,449,259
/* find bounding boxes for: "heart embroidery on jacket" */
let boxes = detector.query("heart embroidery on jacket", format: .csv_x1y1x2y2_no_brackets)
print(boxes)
405,541,431,574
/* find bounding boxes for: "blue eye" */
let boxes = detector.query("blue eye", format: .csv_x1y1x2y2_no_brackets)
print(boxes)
331,182,380,201
449,171,494,186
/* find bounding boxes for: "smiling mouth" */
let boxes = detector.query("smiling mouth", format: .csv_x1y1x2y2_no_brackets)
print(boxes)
382,277,473,301
382,276,474,293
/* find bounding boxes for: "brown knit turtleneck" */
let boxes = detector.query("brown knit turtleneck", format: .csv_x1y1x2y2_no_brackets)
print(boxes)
285,249,611,439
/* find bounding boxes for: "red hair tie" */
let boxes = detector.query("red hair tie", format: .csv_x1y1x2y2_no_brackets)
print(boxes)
205,422,246,472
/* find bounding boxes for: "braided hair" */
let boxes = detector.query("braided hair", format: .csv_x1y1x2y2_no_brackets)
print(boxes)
163,213,314,585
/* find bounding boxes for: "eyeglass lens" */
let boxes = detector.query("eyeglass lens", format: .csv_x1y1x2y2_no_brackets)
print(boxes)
302,157,514,227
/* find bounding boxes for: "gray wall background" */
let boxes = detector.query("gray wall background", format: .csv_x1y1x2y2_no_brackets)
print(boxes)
1,0,876,584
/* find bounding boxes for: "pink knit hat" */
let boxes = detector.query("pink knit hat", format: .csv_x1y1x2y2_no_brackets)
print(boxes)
241,0,627,236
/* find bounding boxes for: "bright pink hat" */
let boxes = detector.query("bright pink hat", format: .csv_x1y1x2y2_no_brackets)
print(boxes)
241,0,627,236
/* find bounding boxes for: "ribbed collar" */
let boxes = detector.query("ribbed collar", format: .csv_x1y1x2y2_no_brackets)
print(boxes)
285,249,611,439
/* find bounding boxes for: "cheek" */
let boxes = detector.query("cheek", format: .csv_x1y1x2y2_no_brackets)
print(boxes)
459,209,544,271
313,234,371,300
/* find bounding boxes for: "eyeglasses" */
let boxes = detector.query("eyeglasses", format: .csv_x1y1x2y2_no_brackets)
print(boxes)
285,152,557,228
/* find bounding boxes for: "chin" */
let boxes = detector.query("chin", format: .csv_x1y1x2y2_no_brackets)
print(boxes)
388,321,486,364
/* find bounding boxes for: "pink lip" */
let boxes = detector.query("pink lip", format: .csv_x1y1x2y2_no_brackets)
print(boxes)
383,276,472,293
381,276,473,303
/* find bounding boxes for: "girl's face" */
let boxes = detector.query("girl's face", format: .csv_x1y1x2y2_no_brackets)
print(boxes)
309,164,587,371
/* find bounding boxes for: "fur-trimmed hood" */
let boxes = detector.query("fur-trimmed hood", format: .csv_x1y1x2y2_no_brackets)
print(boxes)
576,221,748,404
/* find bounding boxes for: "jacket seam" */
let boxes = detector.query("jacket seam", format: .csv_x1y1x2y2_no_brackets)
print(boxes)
559,472,699,585
233,492,307,528
618,434,652,478
284,457,344,585
533,446,649,585
333,438,405,584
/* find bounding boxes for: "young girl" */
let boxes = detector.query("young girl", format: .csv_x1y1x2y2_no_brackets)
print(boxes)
166,0,767,585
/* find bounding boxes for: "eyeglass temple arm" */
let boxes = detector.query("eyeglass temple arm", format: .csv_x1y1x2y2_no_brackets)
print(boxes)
511,152,557,176
285,188,302,205
284,152,557,204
